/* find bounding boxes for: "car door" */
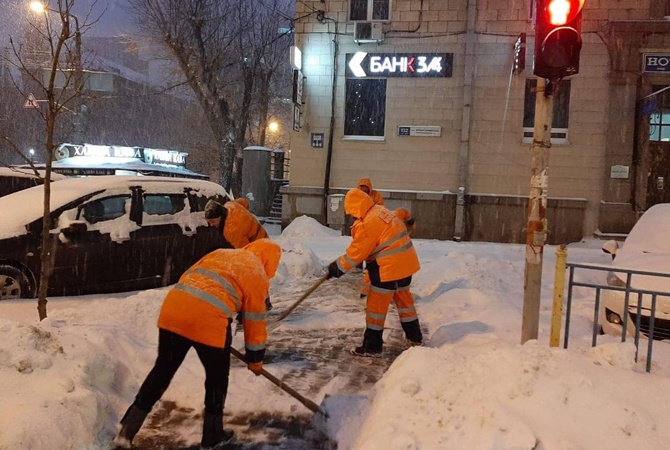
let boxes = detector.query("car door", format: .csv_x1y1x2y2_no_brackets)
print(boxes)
132,188,193,288
50,193,135,295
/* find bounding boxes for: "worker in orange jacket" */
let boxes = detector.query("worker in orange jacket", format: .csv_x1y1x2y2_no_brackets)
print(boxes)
360,206,416,298
205,199,272,310
113,239,281,450
357,177,384,205
327,188,422,357
356,178,383,297
205,199,268,249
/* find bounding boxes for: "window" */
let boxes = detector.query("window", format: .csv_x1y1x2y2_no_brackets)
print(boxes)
522,79,571,143
81,196,130,224
349,0,391,21
648,85,670,142
344,78,387,138
649,111,670,142
143,194,186,216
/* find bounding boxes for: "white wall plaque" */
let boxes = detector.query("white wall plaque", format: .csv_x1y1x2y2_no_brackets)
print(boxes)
610,165,629,179
397,125,442,137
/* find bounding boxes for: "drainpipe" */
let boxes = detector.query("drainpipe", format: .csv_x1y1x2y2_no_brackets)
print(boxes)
323,20,339,219
453,0,477,241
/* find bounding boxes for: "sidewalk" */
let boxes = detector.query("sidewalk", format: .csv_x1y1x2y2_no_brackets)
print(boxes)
132,275,420,449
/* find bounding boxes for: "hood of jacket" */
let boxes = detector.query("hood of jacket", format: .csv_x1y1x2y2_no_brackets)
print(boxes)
244,239,281,279
357,177,373,191
234,197,250,209
345,188,375,219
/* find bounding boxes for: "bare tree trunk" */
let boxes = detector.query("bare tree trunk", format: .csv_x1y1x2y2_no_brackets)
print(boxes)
258,71,272,146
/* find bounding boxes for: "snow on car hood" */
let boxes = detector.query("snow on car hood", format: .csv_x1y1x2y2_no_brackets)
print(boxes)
612,250,670,294
0,176,224,239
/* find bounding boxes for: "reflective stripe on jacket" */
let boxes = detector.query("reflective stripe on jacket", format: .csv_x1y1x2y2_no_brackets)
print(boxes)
157,248,269,358
337,188,419,282
223,200,268,249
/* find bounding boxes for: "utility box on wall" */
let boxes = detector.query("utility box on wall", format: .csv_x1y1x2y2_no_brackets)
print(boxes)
241,146,272,216
327,194,345,231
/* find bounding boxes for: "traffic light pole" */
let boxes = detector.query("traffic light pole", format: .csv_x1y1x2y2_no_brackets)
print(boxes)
521,77,554,344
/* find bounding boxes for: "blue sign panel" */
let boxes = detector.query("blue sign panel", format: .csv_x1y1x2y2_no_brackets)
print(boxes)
644,54,670,73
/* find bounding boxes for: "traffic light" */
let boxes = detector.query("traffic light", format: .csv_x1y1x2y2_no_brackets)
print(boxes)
534,0,584,80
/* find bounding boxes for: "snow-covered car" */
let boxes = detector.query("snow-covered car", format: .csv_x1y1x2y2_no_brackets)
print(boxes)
0,176,230,300
0,167,66,197
599,203,670,340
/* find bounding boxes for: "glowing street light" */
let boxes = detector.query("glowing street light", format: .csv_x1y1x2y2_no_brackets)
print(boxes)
268,121,279,133
29,148,35,162
28,1,45,13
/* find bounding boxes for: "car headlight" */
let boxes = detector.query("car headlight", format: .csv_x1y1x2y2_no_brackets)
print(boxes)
605,308,623,325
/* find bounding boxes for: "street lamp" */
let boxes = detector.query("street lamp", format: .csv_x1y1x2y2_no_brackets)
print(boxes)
268,121,279,133
29,148,35,163
28,1,84,145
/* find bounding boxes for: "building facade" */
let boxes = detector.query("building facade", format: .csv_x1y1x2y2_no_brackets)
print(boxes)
282,0,670,243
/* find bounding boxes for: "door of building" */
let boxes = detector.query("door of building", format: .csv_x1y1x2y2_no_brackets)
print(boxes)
646,85,670,207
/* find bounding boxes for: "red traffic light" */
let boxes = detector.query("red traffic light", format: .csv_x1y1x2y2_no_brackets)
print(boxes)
534,0,584,80
543,0,585,25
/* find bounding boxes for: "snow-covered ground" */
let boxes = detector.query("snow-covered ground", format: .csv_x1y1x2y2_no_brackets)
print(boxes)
1,216,669,449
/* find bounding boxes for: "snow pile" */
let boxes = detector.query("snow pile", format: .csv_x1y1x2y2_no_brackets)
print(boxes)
274,242,325,283
336,336,670,450
279,215,341,238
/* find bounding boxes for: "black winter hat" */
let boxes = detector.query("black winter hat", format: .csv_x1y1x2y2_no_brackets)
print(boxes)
204,200,226,219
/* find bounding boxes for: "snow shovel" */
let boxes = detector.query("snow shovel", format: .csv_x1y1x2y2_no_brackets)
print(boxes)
267,273,328,332
230,347,328,417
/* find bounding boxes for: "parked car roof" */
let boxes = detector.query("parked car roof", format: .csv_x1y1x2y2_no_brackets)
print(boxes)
0,167,67,198
0,175,224,239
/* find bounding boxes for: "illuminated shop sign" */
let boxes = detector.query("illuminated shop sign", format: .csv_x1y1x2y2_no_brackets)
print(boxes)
56,144,144,160
346,52,453,78
54,144,188,167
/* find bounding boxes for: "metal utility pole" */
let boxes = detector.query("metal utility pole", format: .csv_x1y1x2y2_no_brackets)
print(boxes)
521,77,553,344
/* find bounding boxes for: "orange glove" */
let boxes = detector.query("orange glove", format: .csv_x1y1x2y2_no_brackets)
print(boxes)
247,361,263,376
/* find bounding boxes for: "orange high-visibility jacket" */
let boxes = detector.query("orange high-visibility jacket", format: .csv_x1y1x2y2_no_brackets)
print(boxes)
157,240,281,361
337,189,419,282
357,177,384,206
234,197,250,209
222,200,268,249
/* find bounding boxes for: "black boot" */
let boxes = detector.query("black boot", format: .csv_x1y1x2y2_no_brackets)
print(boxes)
201,413,234,450
351,328,383,357
112,404,149,449
401,319,423,345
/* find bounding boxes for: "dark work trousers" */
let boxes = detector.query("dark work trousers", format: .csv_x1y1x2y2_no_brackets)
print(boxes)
133,326,232,416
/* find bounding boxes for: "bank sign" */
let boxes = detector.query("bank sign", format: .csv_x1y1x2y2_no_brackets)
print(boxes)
346,52,453,78
643,53,670,72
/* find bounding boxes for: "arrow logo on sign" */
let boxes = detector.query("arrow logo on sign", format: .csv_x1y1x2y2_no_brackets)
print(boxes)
348,51,367,77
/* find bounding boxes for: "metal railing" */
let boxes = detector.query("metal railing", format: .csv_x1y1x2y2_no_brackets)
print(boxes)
563,262,670,372
270,150,289,180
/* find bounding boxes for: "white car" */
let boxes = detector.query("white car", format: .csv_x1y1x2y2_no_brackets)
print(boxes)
599,203,670,340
